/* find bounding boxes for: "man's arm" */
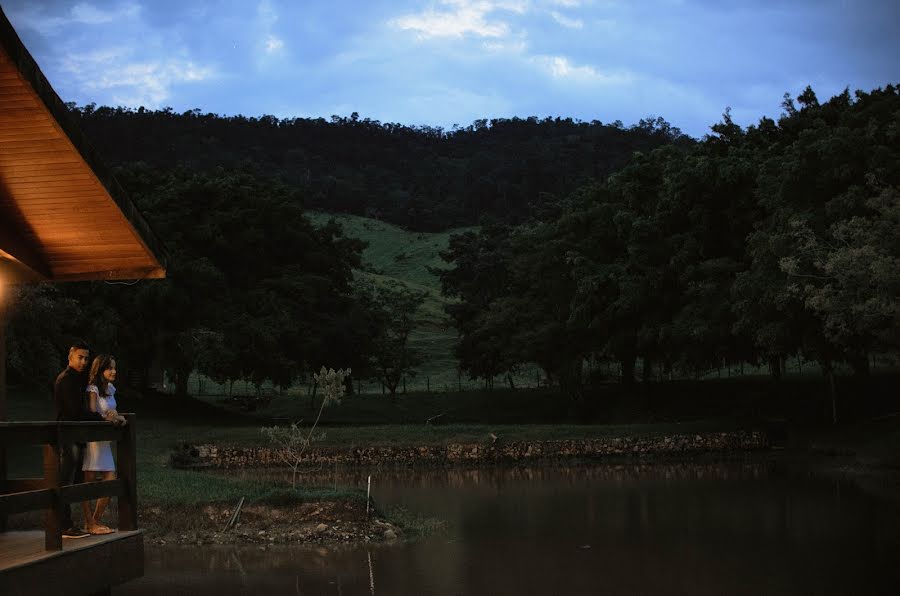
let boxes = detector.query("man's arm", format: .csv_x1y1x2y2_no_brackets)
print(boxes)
54,374,104,422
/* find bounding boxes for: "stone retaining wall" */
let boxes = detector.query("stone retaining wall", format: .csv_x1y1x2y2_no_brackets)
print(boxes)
171,430,768,469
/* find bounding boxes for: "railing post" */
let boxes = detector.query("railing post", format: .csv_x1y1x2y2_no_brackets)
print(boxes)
43,440,62,551
0,446,6,532
117,414,137,531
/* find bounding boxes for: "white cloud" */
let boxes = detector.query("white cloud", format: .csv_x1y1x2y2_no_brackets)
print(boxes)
534,55,632,84
59,47,214,108
10,2,141,35
265,35,285,54
391,0,528,39
550,11,584,28
482,39,528,53
255,0,286,58
70,2,140,25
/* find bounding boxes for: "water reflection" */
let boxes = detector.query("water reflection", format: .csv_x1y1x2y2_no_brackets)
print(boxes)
121,462,900,595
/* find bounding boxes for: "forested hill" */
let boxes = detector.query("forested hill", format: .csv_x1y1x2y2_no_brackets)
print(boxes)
68,105,689,231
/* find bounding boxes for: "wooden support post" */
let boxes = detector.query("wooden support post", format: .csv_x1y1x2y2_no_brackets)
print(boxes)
43,442,62,551
0,284,6,421
117,414,137,531
0,293,6,531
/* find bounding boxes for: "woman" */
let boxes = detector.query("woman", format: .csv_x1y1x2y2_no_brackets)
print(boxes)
82,354,126,534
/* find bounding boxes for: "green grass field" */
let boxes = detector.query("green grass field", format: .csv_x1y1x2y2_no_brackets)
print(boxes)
305,211,477,391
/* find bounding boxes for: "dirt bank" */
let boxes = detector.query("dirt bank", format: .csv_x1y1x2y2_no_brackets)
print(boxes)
139,497,408,546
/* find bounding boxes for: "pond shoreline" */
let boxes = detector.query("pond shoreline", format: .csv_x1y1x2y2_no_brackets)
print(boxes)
171,430,769,469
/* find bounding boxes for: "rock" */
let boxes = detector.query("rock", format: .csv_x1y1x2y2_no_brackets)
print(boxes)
383,529,397,540
316,523,329,533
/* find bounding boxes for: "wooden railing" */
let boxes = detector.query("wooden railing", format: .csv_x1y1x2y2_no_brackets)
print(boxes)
0,413,137,550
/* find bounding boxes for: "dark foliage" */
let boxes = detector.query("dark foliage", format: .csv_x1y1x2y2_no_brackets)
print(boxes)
440,85,900,418
69,105,687,231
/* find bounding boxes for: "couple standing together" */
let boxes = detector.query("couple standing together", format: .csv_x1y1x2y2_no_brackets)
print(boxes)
54,340,128,538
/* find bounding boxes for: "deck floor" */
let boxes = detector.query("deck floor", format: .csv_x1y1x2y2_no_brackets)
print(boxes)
0,529,140,572
1,529,144,596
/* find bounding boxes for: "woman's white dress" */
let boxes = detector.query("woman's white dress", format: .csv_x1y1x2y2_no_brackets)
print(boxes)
83,383,116,472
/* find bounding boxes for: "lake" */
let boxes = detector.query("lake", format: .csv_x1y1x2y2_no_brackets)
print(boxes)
118,459,900,595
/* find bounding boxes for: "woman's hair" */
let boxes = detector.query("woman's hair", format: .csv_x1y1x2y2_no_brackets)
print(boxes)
88,354,115,397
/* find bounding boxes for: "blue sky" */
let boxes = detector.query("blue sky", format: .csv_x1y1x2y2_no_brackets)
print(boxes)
4,0,898,138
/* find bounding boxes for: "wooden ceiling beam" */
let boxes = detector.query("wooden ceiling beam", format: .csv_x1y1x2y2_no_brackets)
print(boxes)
52,266,165,282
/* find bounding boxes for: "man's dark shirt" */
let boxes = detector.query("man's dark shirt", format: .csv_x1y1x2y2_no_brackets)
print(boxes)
54,367,104,422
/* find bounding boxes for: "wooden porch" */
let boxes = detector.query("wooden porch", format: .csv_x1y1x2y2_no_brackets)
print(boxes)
0,415,143,595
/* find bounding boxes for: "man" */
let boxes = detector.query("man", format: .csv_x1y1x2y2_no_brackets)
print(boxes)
53,341,114,538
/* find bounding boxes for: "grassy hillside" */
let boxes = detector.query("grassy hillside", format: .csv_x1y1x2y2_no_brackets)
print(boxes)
187,211,507,396
305,211,471,290
305,212,477,392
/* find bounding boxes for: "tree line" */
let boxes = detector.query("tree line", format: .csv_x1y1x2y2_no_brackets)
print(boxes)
68,104,684,231
5,85,897,414
6,104,677,397
439,85,899,419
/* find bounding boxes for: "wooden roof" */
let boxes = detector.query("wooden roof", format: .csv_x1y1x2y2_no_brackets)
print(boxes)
0,7,165,283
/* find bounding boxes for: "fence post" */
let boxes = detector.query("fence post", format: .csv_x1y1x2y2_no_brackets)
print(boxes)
43,441,62,551
117,414,138,531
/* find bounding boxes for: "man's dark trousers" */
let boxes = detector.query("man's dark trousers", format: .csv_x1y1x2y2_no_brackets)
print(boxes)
59,442,85,529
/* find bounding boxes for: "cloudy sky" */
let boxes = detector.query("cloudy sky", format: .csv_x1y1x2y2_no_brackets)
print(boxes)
3,0,898,137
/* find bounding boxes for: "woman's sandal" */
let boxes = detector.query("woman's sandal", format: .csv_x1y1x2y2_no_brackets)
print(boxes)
88,524,115,535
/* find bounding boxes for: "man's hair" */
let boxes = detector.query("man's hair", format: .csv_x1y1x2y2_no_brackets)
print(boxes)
69,340,89,353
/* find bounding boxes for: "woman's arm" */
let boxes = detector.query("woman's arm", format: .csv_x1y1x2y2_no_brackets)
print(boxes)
88,390,100,415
